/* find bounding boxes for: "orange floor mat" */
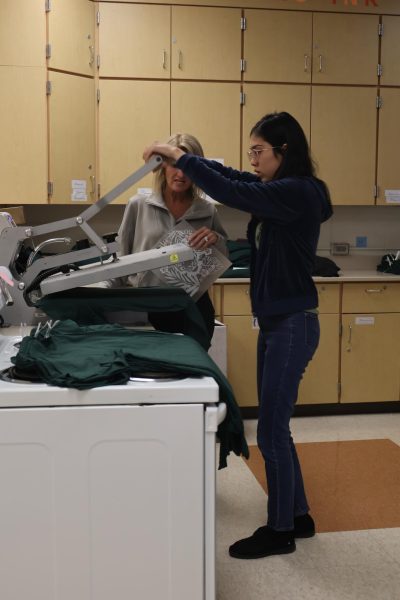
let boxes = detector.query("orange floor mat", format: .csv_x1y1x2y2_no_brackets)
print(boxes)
244,439,400,532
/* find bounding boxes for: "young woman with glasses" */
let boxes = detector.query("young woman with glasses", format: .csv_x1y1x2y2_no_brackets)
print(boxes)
144,112,333,559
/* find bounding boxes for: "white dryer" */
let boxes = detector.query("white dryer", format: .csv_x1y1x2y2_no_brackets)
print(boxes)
0,330,225,600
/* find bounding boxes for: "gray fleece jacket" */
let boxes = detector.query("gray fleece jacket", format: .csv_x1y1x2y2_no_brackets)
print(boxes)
112,192,228,288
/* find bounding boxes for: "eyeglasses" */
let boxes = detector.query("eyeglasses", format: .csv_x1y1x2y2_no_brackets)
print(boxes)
246,146,281,160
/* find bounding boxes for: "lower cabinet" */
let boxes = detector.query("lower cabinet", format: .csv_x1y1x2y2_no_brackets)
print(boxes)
215,281,400,409
340,283,400,403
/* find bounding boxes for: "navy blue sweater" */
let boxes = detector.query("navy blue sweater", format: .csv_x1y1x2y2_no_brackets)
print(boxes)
176,154,333,317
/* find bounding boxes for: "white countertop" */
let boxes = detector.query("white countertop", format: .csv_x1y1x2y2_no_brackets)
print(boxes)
217,270,400,284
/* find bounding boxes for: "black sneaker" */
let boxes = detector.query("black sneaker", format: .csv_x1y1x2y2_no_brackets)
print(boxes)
294,513,315,538
229,526,296,559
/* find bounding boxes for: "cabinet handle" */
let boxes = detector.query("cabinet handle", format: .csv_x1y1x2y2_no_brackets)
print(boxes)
365,287,386,293
90,175,96,197
162,50,167,70
178,50,183,70
89,45,95,67
346,323,352,352
304,54,310,72
318,54,324,72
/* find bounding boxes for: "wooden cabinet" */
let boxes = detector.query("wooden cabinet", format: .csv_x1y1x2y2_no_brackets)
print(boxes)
243,10,312,84
98,4,170,79
171,7,241,81
376,88,400,205
0,0,45,68
341,283,400,404
98,80,170,203
99,4,241,81
48,72,96,204
311,13,379,85
380,16,400,86
171,82,240,170
242,84,311,165
217,281,400,409
298,285,340,405
311,86,377,205
48,0,96,76
0,66,47,204
243,11,378,86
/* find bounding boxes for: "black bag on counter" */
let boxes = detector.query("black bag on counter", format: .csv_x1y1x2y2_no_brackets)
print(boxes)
312,256,341,277
377,253,400,274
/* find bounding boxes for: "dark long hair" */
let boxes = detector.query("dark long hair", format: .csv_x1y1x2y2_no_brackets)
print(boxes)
250,112,316,180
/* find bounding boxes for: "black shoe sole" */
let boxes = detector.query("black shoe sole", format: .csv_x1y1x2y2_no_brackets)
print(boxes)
229,543,296,560
294,530,315,539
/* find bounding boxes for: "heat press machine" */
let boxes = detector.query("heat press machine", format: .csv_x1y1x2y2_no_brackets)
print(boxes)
0,155,194,326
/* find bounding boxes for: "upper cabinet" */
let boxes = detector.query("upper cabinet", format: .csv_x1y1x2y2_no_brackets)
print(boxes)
311,86,377,205
0,0,45,68
171,7,241,81
376,88,400,206
99,4,241,80
48,0,96,76
243,11,379,86
243,10,312,83
0,66,47,204
48,72,96,204
312,13,379,85
380,16,400,86
98,80,170,202
98,4,170,79
171,82,241,170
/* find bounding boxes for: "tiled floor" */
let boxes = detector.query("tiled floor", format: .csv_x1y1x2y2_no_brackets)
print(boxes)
216,414,400,600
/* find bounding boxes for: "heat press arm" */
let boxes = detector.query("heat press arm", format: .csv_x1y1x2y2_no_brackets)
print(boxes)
0,155,195,325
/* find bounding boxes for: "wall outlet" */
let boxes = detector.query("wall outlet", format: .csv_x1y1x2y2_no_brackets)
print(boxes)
356,236,367,248
330,242,350,256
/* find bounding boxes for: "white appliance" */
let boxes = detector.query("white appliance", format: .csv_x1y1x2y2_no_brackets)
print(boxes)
0,330,226,600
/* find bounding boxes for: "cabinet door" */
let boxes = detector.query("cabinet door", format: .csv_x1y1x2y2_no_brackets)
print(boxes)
312,13,379,85
49,72,96,204
311,86,376,205
242,84,310,166
99,4,170,78
171,7,241,81
380,16,400,86
341,314,400,403
171,82,240,171
99,80,170,203
0,0,45,67
298,314,339,405
243,10,312,83
48,0,95,76
376,89,400,205
0,66,47,204
224,315,259,408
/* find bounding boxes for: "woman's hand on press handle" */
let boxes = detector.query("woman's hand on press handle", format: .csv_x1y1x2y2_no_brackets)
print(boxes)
143,143,185,164
189,227,218,250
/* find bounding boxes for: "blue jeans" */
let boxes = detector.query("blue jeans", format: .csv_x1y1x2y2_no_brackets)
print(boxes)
256,311,320,531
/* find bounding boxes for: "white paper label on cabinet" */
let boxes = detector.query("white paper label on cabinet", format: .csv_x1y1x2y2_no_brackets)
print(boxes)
384,189,400,204
355,316,375,325
71,180,87,201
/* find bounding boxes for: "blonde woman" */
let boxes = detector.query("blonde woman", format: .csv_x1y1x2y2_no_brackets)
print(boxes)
116,133,228,340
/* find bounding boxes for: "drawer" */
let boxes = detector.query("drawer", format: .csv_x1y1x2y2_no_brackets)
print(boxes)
342,282,400,313
316,283,340,313
222,284,252,316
